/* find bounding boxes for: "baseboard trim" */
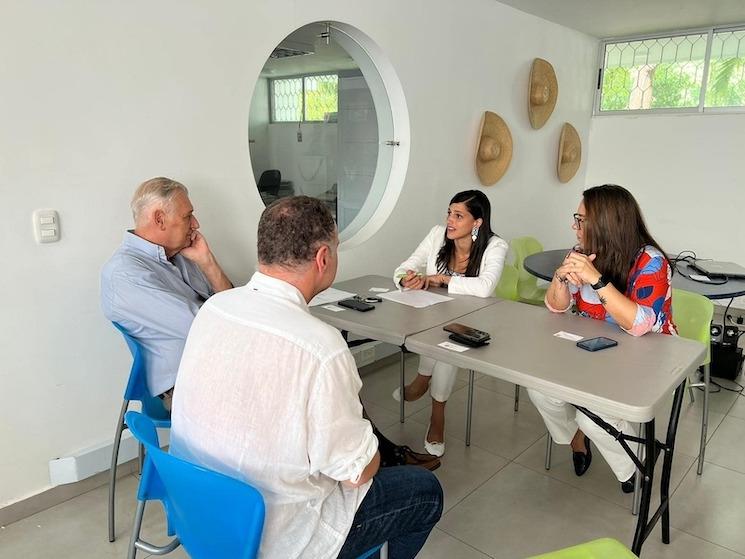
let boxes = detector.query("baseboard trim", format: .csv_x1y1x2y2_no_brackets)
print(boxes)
0,458,138,528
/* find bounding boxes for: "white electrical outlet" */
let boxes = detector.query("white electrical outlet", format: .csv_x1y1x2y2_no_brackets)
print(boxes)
33,209,60,243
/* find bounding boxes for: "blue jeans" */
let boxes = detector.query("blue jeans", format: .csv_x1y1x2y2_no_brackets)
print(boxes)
337,466,443,559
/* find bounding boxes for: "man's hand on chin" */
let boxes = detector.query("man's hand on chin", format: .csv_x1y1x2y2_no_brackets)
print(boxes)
180,231,213,267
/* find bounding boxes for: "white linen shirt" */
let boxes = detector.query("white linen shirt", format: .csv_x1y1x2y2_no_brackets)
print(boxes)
393,225,509,297
169,272,378,559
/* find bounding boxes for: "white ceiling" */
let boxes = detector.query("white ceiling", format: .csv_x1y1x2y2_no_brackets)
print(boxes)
495,0,745,38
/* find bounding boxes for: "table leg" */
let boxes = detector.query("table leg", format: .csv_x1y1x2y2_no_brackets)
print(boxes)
632,419,655,556
697,364,710,475
632,423,643,516
399,348,406,424
466,369,475,446
661,382,686,543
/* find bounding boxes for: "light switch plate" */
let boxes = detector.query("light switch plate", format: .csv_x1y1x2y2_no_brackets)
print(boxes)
33,209,60,243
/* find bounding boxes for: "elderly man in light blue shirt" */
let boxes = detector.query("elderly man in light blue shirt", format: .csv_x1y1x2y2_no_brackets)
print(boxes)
101,177,232,402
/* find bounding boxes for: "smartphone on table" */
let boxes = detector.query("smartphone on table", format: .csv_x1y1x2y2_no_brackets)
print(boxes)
576,336,618,352
337,298,375,312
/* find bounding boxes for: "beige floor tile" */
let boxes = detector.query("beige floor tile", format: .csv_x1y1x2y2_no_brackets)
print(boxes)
656,396,726,460
361,400,401,432
437,463,636,558
475,376,520,399
381,422,509,513
703,415,745,474
407,385,548,460
671,462,745,555
417,527,492,559
0,474,171,559
640,527,745,559
727,394,745,420
684,381,740,415
515,434,697,511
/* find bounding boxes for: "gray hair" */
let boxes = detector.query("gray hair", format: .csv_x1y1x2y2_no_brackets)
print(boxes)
131,177,189,226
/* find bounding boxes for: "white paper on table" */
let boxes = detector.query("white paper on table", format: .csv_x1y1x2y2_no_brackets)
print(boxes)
369,287,390,293
322,304,345,312
380,289,453,308
553,331,584,341
309,288,356,307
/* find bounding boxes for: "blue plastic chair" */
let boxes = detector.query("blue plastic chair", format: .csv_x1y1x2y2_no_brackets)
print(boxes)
109,322,171,542
125,411,265,559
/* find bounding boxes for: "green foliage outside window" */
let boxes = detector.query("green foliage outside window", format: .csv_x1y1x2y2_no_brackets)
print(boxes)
304,75,338,121
650,63,700,108
706,57,745,107
600,67,633,110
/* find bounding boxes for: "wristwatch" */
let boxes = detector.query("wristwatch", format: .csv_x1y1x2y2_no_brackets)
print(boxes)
591,275,607,290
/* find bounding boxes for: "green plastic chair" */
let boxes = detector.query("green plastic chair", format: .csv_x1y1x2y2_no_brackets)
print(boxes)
511,236,548,306
672,288,713,475
495,263,519,301
527,538,637,558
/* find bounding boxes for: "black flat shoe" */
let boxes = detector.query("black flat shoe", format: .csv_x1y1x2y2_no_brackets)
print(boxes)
621,474,635,493
572,436,592,476
621,445,661,493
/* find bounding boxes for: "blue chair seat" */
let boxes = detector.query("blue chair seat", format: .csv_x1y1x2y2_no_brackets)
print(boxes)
125,411,265,559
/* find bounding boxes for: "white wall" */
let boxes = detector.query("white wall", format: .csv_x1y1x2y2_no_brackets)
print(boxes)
0,0,597,506
586,113,745,308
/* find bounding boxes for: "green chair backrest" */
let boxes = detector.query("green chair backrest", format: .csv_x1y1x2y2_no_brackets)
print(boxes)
495,264,519,301
672,288,713,365
511,236,545,297
527,537,637,558
511,236,545,269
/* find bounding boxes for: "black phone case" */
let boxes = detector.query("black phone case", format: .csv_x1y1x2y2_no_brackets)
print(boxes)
576,337,618,352
448,333,490,347
443,323,490,342
337,298,375,312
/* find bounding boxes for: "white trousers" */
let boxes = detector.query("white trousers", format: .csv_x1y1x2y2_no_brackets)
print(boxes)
527,388,637,482
418,356,459,403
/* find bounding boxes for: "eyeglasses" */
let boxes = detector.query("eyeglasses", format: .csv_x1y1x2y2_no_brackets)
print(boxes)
572,213,586,229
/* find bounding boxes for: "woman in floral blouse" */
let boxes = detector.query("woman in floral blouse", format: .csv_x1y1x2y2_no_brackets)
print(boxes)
528,184,676,493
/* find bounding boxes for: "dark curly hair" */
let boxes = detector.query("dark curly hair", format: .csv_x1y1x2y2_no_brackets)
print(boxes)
257,196,336,266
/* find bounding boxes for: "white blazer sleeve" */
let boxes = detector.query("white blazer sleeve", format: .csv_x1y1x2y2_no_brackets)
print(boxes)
392,226,443,289
447,236,508,298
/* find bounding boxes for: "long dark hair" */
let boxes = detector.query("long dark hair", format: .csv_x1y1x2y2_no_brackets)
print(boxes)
436,190,496,277
582,184,669,291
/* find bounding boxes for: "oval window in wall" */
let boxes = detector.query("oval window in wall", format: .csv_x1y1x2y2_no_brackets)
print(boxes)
249,21,409,245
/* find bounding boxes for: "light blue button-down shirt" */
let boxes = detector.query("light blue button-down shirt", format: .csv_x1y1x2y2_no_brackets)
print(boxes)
101,231,213,395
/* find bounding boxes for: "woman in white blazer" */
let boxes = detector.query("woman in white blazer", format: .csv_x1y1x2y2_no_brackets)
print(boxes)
392,190,508,456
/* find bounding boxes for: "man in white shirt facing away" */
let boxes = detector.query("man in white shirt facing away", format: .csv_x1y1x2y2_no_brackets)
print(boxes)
170,196,443,559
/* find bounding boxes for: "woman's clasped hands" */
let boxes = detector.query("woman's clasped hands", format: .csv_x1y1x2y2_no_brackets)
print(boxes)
400,270,449,290
556,251,602,286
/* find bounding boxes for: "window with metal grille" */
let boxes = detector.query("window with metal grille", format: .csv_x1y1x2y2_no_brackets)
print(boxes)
270,74,338,122
596,25,745,114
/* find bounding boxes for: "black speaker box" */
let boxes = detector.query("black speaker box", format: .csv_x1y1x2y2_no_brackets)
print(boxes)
710,341,743,380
